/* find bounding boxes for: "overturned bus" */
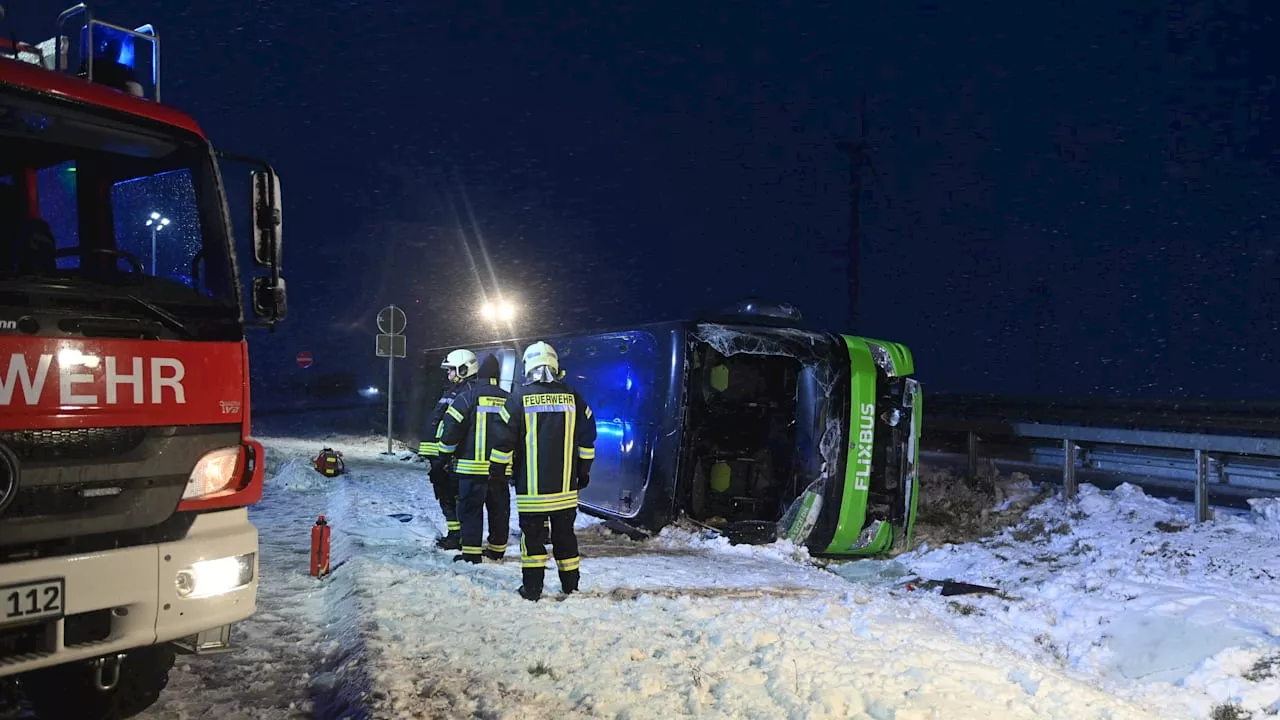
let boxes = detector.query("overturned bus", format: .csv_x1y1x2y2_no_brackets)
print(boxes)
405,304,922,557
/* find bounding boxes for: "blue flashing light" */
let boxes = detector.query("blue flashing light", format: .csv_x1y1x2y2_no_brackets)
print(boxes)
81,24,138,71
596,422,625,439
116,35,136,68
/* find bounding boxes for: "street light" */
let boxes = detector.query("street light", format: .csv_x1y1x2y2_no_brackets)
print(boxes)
480,298,517,323
145,212,170,274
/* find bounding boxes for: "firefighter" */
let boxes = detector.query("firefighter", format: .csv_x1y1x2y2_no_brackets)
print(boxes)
418,349,477,550
436,352,512,564
488,341,596,601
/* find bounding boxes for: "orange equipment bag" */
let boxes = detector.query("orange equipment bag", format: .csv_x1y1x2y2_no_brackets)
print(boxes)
312,448,346,477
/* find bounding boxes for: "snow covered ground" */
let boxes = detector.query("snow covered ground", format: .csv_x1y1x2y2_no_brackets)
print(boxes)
891,480,1280,720
103,434,1276,719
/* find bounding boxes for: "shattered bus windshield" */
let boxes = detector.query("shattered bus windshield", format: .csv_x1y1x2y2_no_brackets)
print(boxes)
0,85,237,320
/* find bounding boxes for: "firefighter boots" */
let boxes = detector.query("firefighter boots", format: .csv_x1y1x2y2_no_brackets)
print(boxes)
559,569,580,595
435,530,461,550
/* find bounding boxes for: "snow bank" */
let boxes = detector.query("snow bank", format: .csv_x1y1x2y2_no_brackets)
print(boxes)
896,482,1280,719
257,433,418,465
1248,498,1280,534
269,458,333,493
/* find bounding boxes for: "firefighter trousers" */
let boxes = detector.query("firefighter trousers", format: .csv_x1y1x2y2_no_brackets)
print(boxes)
518,507,579,598
456,475,512,559
429,464,460,534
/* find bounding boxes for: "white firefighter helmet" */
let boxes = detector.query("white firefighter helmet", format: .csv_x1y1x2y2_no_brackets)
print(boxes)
441,348,479,380
522,341,559,376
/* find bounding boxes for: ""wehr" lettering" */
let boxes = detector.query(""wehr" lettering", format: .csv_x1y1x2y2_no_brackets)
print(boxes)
0,353,187,406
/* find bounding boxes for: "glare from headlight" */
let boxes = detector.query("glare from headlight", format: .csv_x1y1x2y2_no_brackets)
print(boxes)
175,553,256,599
183,447,241,500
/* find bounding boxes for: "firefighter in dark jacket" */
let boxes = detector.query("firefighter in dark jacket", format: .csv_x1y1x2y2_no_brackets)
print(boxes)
418,349,477,550
488,341,596,601
436,352,512,563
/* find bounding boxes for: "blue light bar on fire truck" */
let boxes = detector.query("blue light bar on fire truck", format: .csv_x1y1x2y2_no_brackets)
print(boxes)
52,4,162,101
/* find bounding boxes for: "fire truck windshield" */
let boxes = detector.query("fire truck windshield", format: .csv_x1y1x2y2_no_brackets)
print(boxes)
0,85,238,328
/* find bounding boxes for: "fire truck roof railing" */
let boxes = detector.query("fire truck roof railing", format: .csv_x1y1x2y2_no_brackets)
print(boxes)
0,4,161,102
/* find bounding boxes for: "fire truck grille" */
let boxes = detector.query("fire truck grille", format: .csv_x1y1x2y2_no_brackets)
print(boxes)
0,424,240,561
0,427,150,462
10,479,152,517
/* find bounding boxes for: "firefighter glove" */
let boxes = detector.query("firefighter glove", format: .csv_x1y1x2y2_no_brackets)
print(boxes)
488,462,506,485
429,455,447,474
429,462,451,487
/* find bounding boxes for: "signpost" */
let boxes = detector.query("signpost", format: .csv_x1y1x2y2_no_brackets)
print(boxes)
375,304,407,455
296,351,313,369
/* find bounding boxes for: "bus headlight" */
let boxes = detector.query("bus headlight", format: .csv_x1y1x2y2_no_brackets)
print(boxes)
183,447,241,499
175,553,256,599
865,341,898,377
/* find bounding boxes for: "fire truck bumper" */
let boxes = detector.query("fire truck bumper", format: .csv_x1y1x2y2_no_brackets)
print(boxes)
0,508,257,677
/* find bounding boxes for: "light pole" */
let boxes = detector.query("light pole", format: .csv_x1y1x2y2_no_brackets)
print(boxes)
146,212,170,274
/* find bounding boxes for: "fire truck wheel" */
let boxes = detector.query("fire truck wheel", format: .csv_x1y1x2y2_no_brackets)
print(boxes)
20,644,176,720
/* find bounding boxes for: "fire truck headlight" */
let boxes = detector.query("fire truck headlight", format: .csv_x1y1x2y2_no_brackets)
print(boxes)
175,553,256,599
183,447,242,500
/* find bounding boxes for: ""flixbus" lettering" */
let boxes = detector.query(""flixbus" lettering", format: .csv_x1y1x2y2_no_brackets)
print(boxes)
854,402,875,491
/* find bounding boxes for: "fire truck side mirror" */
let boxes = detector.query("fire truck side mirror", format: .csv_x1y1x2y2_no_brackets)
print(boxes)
252,276,288,322
251,169,282,268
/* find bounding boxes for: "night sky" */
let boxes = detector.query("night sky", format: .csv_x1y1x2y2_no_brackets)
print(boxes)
15,1,1276,401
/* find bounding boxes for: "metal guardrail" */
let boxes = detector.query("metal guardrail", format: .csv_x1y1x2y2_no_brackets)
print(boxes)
924,393,1280,435
924,393,1280,523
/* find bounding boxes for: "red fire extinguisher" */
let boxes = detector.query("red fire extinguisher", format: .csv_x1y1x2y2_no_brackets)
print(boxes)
310,515,331,578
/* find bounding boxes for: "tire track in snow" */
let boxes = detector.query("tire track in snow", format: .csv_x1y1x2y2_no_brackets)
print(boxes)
312,455,594,719
301,459,396,720
339,461,1162,720
179,439,1164,720
139,454,382,718
280,455,594,719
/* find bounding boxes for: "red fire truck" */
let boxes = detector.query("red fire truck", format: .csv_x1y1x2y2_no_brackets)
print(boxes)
0,6,286,718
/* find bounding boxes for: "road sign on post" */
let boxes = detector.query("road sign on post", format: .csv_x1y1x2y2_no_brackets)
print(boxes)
376,334,406,358
296,351,313,369
377,305,407,335
375,304,406,455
